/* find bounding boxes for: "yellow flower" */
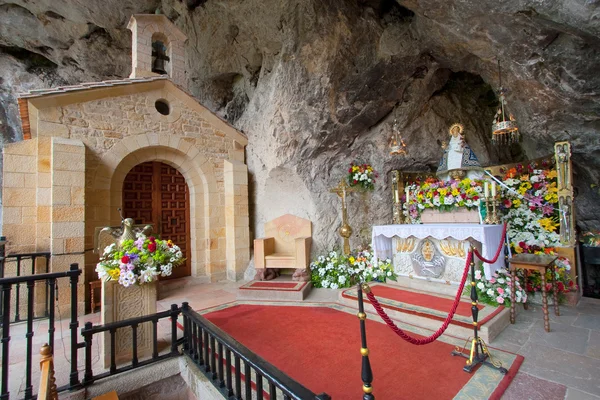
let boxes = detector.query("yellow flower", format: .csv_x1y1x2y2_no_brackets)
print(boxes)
514,245,523,254
546,170,557,179
544,193,558,203
461,178,471,185
520,182,532,190
352,166,359,172
512,199,522,208
349,256,355,265
451,189,460,196
109,269,120,279
518,187,527,195
520,174,530,182
539,217,558,232
439,188,447,196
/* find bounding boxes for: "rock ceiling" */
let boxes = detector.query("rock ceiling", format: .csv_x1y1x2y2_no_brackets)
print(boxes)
0,0,598,251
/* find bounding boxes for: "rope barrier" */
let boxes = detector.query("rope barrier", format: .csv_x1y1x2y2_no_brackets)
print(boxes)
365,250,473,345
472,222,507,264
364,223,508,346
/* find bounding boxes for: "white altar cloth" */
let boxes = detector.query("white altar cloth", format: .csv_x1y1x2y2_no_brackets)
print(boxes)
372,223,505,279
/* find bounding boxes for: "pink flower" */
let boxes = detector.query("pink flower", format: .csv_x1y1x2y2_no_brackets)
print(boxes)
474,270,482,280
497,287,505,295
489,278,496,284
496,296,505,304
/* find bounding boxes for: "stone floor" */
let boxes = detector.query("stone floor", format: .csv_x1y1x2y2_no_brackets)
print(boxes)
3,279,600,399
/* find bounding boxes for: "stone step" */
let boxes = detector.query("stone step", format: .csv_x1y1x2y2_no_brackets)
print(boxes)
338,282,514,344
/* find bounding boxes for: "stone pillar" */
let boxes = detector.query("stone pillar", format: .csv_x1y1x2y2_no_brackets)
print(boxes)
50,137,85,316
224,160,250,281
101,280,157,368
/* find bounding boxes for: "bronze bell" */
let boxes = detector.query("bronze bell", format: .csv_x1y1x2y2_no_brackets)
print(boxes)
152,41,169,75
152,56,167,75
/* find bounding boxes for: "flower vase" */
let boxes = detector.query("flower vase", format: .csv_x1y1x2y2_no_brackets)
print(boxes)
101,280,157,368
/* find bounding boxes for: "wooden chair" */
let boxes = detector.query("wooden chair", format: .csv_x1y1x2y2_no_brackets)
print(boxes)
90,280,102,312
254,214,312,281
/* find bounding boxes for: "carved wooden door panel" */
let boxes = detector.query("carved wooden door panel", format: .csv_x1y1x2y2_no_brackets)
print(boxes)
123,161,191,280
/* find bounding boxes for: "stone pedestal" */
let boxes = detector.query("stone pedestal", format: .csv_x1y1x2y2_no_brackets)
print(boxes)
101,280,157,368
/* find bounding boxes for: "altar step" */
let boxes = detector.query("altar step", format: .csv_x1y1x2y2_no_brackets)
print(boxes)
339,280,512,344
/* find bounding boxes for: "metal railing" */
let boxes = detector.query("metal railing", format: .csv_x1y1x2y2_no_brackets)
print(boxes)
0,237,52,325
181,302,330,400
80,304,183,385
0,263,81,400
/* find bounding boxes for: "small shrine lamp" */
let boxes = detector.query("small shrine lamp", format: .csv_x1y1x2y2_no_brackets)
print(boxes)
389,119,407,156
492,61,520,145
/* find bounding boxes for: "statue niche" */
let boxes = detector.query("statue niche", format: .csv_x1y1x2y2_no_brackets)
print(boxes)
437,123,484,182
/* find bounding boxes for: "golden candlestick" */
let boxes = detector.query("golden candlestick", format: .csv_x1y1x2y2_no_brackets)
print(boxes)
483,197,492,224
330,179,356,255
490,197,501,225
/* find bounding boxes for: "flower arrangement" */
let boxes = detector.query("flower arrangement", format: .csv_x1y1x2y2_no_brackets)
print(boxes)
500,166,561,254
311,248,396,289
582,231,600,247
524,256,576,299
96,233,184,287
473,265,527,306
403,177,484,223
348,162,378,191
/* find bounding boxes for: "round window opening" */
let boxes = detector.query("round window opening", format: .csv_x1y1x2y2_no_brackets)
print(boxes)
155,99,170,116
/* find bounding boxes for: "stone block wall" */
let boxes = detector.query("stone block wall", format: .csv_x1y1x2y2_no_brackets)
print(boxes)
224,160,250,281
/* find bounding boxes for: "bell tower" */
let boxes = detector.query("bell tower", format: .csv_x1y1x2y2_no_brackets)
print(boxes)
127,14,187,88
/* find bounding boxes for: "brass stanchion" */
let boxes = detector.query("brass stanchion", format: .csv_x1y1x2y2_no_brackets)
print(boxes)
357,283,375,399
451,248,507,374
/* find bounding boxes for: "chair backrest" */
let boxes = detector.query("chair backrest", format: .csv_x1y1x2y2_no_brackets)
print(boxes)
264,214,311,254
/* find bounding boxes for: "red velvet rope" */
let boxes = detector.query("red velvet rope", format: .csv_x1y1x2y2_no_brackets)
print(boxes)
365,250,473,345
472,222,508,264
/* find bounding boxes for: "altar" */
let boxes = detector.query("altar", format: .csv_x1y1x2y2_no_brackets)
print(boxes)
372,223,505,283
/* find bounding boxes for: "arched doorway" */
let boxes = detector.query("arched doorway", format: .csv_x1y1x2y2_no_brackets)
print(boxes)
122,161,191,279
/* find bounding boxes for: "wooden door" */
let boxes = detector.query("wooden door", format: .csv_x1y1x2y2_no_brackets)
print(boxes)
122,161,191,279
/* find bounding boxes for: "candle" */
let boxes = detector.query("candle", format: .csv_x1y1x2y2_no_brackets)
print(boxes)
405,187,410,202
395,189,399,203
484,182,489,198
491,182,497,197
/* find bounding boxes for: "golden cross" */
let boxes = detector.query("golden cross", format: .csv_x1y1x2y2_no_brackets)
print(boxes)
329,179,355,203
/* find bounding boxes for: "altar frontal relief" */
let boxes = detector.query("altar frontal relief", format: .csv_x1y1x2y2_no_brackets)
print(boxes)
393,236,475,283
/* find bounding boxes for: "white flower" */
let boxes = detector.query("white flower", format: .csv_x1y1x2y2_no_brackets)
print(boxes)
477,282,485,290
486,289,494,296
497,278,505,284
387,271,392,277
372,273,378,278
339,276,346,284
322,280,330,288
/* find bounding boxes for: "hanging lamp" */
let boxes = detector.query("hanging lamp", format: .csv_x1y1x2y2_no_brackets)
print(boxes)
389,118,407,156
492,60,520,145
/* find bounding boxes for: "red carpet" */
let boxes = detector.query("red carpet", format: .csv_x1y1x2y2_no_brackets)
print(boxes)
346,285,482,316
239,280,308,291
204,304,521,399
342,284,504,328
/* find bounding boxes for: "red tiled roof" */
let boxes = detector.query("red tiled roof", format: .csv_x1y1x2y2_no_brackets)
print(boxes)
18,75,168,99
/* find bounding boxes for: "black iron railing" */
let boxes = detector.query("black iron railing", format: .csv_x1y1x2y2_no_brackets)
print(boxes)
80,304,183,385
0,263,81,400
181,302,330,400
0,237,52,324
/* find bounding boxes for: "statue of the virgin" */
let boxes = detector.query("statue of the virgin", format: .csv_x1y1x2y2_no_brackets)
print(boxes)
436,123,484,182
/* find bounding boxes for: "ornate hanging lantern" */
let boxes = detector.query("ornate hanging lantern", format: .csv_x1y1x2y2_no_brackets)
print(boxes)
389,119,407,156
492,61,520,145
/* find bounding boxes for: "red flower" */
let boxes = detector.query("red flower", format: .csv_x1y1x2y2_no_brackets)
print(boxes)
121,255,130,264
149,236,156,242
503,199,512,208
348,168,352,173
148,242,157,253
518,241,527,249
353,180,357,184
557,281,565,292
473,195,479,201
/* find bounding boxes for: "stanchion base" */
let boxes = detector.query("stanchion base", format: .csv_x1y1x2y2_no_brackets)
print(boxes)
451,338,508,375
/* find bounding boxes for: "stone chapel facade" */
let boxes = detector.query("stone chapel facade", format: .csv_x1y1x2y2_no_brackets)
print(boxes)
1,14,250,313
